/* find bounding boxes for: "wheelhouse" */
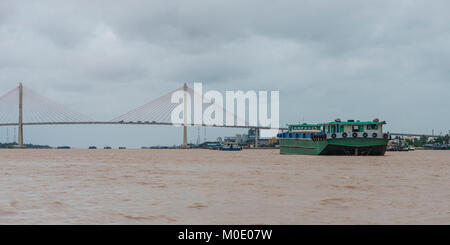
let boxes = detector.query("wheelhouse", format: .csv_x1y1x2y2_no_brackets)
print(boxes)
322,119,387,139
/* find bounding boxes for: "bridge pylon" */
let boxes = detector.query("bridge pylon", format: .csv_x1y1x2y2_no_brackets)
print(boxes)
182,83,188,149
18,82,24,148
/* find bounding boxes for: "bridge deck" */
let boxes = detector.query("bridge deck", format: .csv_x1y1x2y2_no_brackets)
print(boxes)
0,121,284,130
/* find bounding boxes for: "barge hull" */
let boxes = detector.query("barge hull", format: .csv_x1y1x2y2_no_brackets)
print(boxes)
280,138,388,156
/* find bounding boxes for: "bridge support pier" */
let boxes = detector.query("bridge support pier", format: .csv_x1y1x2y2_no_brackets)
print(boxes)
255,128,258,148
18,83,24,148
183,125,187,148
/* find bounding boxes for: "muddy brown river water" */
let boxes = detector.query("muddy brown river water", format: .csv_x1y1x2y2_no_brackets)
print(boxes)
0,149,448,224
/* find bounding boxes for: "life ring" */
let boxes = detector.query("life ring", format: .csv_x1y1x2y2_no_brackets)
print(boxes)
372,133,378,138
331,133,337,139
342,132,348,138
352,132,358,138
363,132,368,138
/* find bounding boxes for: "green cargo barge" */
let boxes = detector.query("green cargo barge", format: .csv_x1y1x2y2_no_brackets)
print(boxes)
277,119,389,155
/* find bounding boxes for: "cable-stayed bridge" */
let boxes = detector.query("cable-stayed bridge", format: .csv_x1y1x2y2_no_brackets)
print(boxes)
0,83,440,148
0,83,274,148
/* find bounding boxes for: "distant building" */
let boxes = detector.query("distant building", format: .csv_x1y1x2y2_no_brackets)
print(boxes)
223,128,272,146
242,134,248,143
224,136,236,143
235,134,242,144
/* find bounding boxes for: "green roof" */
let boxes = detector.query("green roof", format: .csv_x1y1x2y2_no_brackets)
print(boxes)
288,123,322,127
288,121,386,127
322,121,386,125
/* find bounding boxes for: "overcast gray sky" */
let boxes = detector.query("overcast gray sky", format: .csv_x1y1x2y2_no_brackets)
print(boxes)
0,0,449,147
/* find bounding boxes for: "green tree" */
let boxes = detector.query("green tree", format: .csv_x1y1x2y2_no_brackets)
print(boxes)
418,135,428,147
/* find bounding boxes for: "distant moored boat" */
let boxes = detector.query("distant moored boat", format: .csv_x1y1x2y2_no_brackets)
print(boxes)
57,146,71,149
219,142,242,151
